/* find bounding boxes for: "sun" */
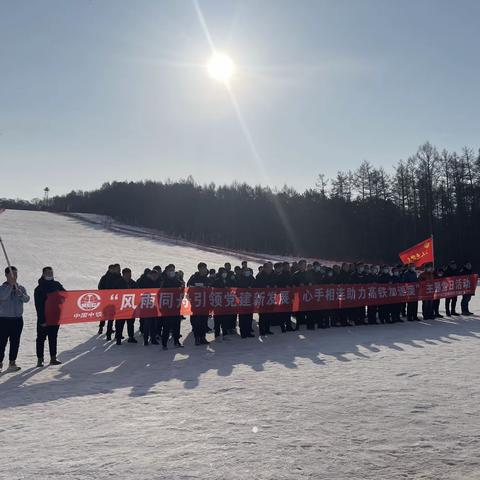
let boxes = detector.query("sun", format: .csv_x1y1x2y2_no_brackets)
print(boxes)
206,52,235,83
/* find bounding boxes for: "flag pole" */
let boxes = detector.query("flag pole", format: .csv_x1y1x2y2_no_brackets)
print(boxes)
0,236,13,275
431,233,435,269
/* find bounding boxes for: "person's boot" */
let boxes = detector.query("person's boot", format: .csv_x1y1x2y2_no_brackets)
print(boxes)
195,337,201,346
8,361,21,372
446,308,451,317
50,357,62,365
98,326,103,335
127,337,138,343
116,338,122,345
106,334,112,341
451,310,460,316
37,358,44,368
174,341,184,348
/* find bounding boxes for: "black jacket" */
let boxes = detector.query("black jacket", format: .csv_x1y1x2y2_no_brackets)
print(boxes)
187,272,210,287
34,277,66,325
98,272,123,289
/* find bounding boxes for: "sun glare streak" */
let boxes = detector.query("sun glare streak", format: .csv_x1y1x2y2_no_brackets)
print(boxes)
192,0,300,252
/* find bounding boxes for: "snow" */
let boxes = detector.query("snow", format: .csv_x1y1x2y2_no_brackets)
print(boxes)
1,209,480,479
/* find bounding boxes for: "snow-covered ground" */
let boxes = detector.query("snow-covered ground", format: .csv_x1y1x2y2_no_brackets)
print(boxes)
1,209,480,479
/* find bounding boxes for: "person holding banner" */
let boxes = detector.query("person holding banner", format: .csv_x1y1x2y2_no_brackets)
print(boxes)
160,264,184,349
418,262,435,320
403,264,419,321
460,261,474,315
187,262,212,346
445,260,461,316
115,268,138,345
0,266,30,372
34,266,65,366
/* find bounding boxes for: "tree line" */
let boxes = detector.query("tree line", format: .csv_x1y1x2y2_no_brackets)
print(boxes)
2,142,479,266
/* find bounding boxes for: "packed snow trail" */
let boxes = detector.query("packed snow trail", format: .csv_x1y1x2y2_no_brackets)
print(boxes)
1,210,480,480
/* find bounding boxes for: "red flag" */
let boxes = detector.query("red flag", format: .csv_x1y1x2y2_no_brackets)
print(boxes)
399,236,434,267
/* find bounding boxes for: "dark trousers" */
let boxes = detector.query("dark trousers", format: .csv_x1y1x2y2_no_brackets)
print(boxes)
99,319,114,336
390,303,401,322
214,315,228,337
433,299,441,316
407,301,418,320
191,315,208,340
225,314,237,331
239,313,253,337
258,313,271,335
115,319,135,340
446,297,457,314
367,305,378,325
36,324,59,359
422,300,434,319
0,316,23,363
143,317,158,343
461,295,472,313
316,310,330,328
162,316,181,346
295,311,307,329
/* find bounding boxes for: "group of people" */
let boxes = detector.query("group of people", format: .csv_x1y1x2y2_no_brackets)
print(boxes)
95,258,475,347
0,258,475,373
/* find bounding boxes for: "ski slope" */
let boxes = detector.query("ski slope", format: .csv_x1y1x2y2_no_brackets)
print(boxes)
1,209,480,480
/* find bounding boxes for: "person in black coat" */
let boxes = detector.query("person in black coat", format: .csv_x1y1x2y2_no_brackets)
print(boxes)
98,263,122,339
139,268,162,346
390,266,403,322
211,267,231,340
237,268,256,338
377,266,392,323
445,260,461,316
255,262,275,335
291,260,314,329
115,268,138,345
460,261,474,315
187,262,211,346
160,264,184,349
34,266,65,367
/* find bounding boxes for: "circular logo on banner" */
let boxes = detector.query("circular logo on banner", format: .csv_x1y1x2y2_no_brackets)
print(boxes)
77,292,102,311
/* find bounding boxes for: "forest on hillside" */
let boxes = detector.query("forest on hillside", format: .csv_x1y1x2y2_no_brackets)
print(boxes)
2,142,480,266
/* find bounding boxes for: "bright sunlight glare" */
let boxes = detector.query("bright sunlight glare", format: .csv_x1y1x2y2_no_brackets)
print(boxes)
206,52,235,83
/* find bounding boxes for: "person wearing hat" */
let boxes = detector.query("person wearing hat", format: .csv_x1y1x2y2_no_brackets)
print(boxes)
0,266,30,372
445,260,461,316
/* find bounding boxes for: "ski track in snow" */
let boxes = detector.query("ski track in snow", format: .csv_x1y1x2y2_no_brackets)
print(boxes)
1,210,480,479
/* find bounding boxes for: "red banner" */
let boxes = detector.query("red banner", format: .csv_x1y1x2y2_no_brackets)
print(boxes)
399,236,434,267
45,274,478,325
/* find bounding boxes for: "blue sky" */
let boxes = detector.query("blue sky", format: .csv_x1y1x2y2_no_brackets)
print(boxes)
1,0,479,199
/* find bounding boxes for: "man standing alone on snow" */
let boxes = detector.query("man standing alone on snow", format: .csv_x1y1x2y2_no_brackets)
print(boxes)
34,266,65,367
0,266,30,372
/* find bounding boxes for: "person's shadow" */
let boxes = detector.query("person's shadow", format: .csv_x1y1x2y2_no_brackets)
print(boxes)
1,314,480,409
